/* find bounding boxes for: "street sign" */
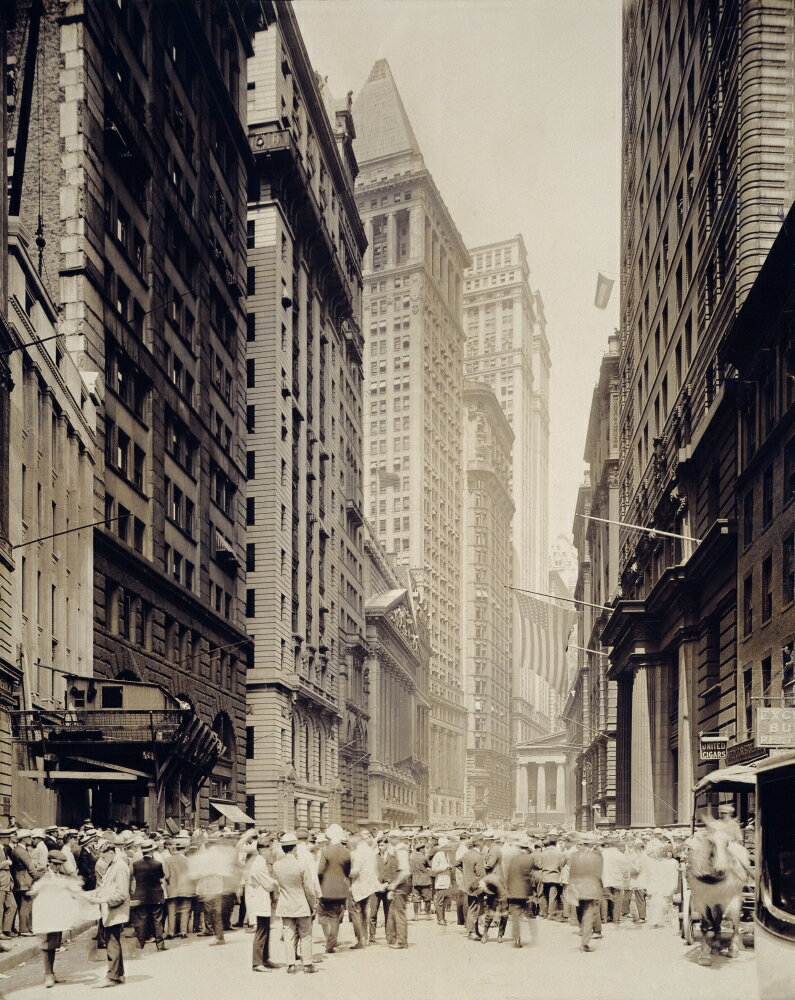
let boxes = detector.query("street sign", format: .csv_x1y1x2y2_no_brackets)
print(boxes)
726,738,768,766
699,734,727,760
756,706,795,748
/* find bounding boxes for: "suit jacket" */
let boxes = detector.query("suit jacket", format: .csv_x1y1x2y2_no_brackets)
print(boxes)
131,856,165,905
539,846,564,883
460,848,485,895
77,844,98,890
273,853,316,917
568,849,603,902
317,842,351,900
409,850,432,887
9,844,36,891
505,852,535,900
92,854,131,927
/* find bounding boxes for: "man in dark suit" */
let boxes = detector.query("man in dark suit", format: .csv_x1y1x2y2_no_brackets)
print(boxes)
505,838,537,948
568,833,604,952
316,825,351,953
459,838,485,939
131,840,166,951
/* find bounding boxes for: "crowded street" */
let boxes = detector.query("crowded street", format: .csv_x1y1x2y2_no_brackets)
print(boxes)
1,908,760,1000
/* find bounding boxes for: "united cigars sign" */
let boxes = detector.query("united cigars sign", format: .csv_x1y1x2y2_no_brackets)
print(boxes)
699,734,728,761
756,706,795,748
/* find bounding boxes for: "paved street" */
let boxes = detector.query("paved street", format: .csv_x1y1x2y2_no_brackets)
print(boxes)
2,914,758,1000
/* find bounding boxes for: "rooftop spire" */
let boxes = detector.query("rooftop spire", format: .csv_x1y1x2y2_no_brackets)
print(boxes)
352,59,423,165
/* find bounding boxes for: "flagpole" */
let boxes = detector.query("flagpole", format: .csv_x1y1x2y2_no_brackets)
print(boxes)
509,585,611,612
576,512,702,544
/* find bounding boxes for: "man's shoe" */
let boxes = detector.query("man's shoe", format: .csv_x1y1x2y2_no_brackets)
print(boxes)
592,932,603,939
388,943,407,949
350,942,365,950
513,941,523,948
208,940,224,946
286,964,298,974
304,965,318,974
94,980,119,989
252,965,270,973
325,945,335,954
179,934,188,939
156,945,166,952
580,943,594,952
44,976,56,989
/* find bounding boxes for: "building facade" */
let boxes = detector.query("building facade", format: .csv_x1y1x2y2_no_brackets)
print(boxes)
722,203,795,773
461,381,514,823
571,334,621,830
607,0,795,826
364,522,430,828
245,3,367,829
352,60,469,823
462,238,553,775
9,0,256,824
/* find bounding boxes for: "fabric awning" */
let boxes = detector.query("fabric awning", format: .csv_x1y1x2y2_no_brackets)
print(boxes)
692,763,758,795
210,800,254,824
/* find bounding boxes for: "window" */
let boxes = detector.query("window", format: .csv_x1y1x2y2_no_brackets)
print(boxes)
245,588,255,618
101,685,124,709
762,655,772,698
247,451,255,479
743,489,754,548
246,543,255,572
784,534,795,606
785,437,795,505
246,496,256,526
247,267,256,295
743,573,753,636
743,667,754,738
763,465,774,526
762,555,773,623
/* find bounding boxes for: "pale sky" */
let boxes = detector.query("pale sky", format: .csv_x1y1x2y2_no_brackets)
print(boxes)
293,0,621,545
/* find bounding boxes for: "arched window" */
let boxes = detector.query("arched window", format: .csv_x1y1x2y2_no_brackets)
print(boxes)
316,727,323,784
304,723,310,782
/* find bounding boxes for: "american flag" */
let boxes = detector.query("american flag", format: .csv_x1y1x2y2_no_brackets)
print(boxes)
514,591,578,694
377,467,401,488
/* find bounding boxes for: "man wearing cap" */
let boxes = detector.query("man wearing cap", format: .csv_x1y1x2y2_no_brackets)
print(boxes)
30,830,49,874
537,836,565,920
505,838,537,948
0,828,18,938
77,830,101,891
430,836,455,926
316,824,351,953
715,803,743,844
85,837,131,987
568,833,604,952
273,832,317,974
10,829,36,935
383,830,411,949
131,840,166,952
460,836,485,939
163,832,194,939
409,839,433,920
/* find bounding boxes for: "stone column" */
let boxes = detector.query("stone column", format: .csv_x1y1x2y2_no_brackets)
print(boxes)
364,217,373,272
630,666,655,827
409,205,422,260
386,213,396,268
515,763,528,815
556,763,567,818
677,637,697,823
536,763,547,815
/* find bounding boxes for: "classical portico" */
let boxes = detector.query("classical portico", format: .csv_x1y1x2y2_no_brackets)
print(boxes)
514,732,574,827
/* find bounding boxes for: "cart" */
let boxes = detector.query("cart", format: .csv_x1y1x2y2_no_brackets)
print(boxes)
678,764,756,947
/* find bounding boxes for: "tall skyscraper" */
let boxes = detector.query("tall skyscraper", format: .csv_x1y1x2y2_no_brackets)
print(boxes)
353,60,469,822
245,4,367,829
605,0,795,825
463,238,552,763
461,381,514,821
8,0,256,823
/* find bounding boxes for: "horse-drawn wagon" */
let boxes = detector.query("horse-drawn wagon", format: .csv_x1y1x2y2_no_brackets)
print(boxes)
677,764,756,957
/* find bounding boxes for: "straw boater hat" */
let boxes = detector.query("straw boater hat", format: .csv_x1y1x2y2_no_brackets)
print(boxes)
280,832,297,846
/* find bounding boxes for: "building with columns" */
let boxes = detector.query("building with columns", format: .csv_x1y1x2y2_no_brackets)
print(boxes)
353,60,469,823
363,521,430,827
571,333,621,830
463,239,553,770
514,735,572,828
245,3,368,829
461,381,514,822
606,0,795,826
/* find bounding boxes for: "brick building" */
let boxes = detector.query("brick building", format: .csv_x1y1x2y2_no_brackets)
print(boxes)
245,3,367,828
8,0,256,825
353,60,469,823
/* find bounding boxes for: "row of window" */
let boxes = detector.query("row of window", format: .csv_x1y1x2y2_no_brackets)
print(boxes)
742,535,795,637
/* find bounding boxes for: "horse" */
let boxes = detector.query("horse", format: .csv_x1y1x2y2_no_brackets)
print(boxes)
685,813,751,966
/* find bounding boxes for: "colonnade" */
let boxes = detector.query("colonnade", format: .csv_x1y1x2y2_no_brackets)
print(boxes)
514,758,567,817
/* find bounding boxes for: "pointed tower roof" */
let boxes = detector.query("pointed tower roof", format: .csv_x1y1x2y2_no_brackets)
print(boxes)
352,59,423,166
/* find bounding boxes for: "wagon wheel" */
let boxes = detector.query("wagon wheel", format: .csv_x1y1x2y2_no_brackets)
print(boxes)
682,893,697,946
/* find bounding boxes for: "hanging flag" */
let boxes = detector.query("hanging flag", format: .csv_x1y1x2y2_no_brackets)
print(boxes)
515,591,578,695
377,467,401,488
594,272,614,309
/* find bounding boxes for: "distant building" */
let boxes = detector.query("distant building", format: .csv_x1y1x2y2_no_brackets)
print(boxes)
461,381,514,822
571,332,621,830
353,60,469,823
463,238,552,772
363,522,430,828
245,3,367,829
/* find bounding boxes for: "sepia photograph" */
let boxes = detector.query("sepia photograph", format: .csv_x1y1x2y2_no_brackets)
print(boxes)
0,0,790,997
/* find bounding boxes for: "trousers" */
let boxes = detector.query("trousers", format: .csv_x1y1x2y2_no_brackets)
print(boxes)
369,891,390,939
200,896,224,942
385,890,408,946
132,902,164,949
348,894,373,944
252,915,270,967
282,915,313,965
105,924,124,982
576,899,600,947
166,897,192,937
0,890,17,934
13,890,31,934
317,898,346,950
465,893,483,935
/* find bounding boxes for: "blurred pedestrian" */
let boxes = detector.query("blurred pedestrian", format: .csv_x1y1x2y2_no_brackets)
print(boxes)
130,840,165,952
29,850,84,988
273,832,317,974
316,824,351,954
246,834,278,972
86,837,131,988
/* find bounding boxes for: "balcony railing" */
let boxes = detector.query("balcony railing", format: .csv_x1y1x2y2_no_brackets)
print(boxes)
12,710,187,745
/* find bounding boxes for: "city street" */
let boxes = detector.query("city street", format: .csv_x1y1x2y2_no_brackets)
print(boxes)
2,914,759,1000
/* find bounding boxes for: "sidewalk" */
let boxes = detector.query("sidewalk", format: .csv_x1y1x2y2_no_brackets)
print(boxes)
0,921,95,976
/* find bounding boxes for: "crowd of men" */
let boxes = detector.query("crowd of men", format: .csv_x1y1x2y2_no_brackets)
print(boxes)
0,803,751,987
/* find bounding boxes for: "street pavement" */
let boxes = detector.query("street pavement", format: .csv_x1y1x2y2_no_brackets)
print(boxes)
2,912,759,1000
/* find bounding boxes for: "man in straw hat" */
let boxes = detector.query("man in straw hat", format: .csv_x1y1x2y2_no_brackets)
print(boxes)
273,832,317,974
568,832,603,952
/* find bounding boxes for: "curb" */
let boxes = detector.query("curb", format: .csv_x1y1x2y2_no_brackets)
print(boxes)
0,921,95,976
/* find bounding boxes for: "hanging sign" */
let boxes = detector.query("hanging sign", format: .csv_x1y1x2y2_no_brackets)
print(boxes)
756,706,795,748
699,734,727,760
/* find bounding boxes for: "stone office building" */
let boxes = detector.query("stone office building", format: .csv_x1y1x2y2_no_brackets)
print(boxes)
353,60,469,823
245,3,367,828
606,0,795,826
8,0,256,824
